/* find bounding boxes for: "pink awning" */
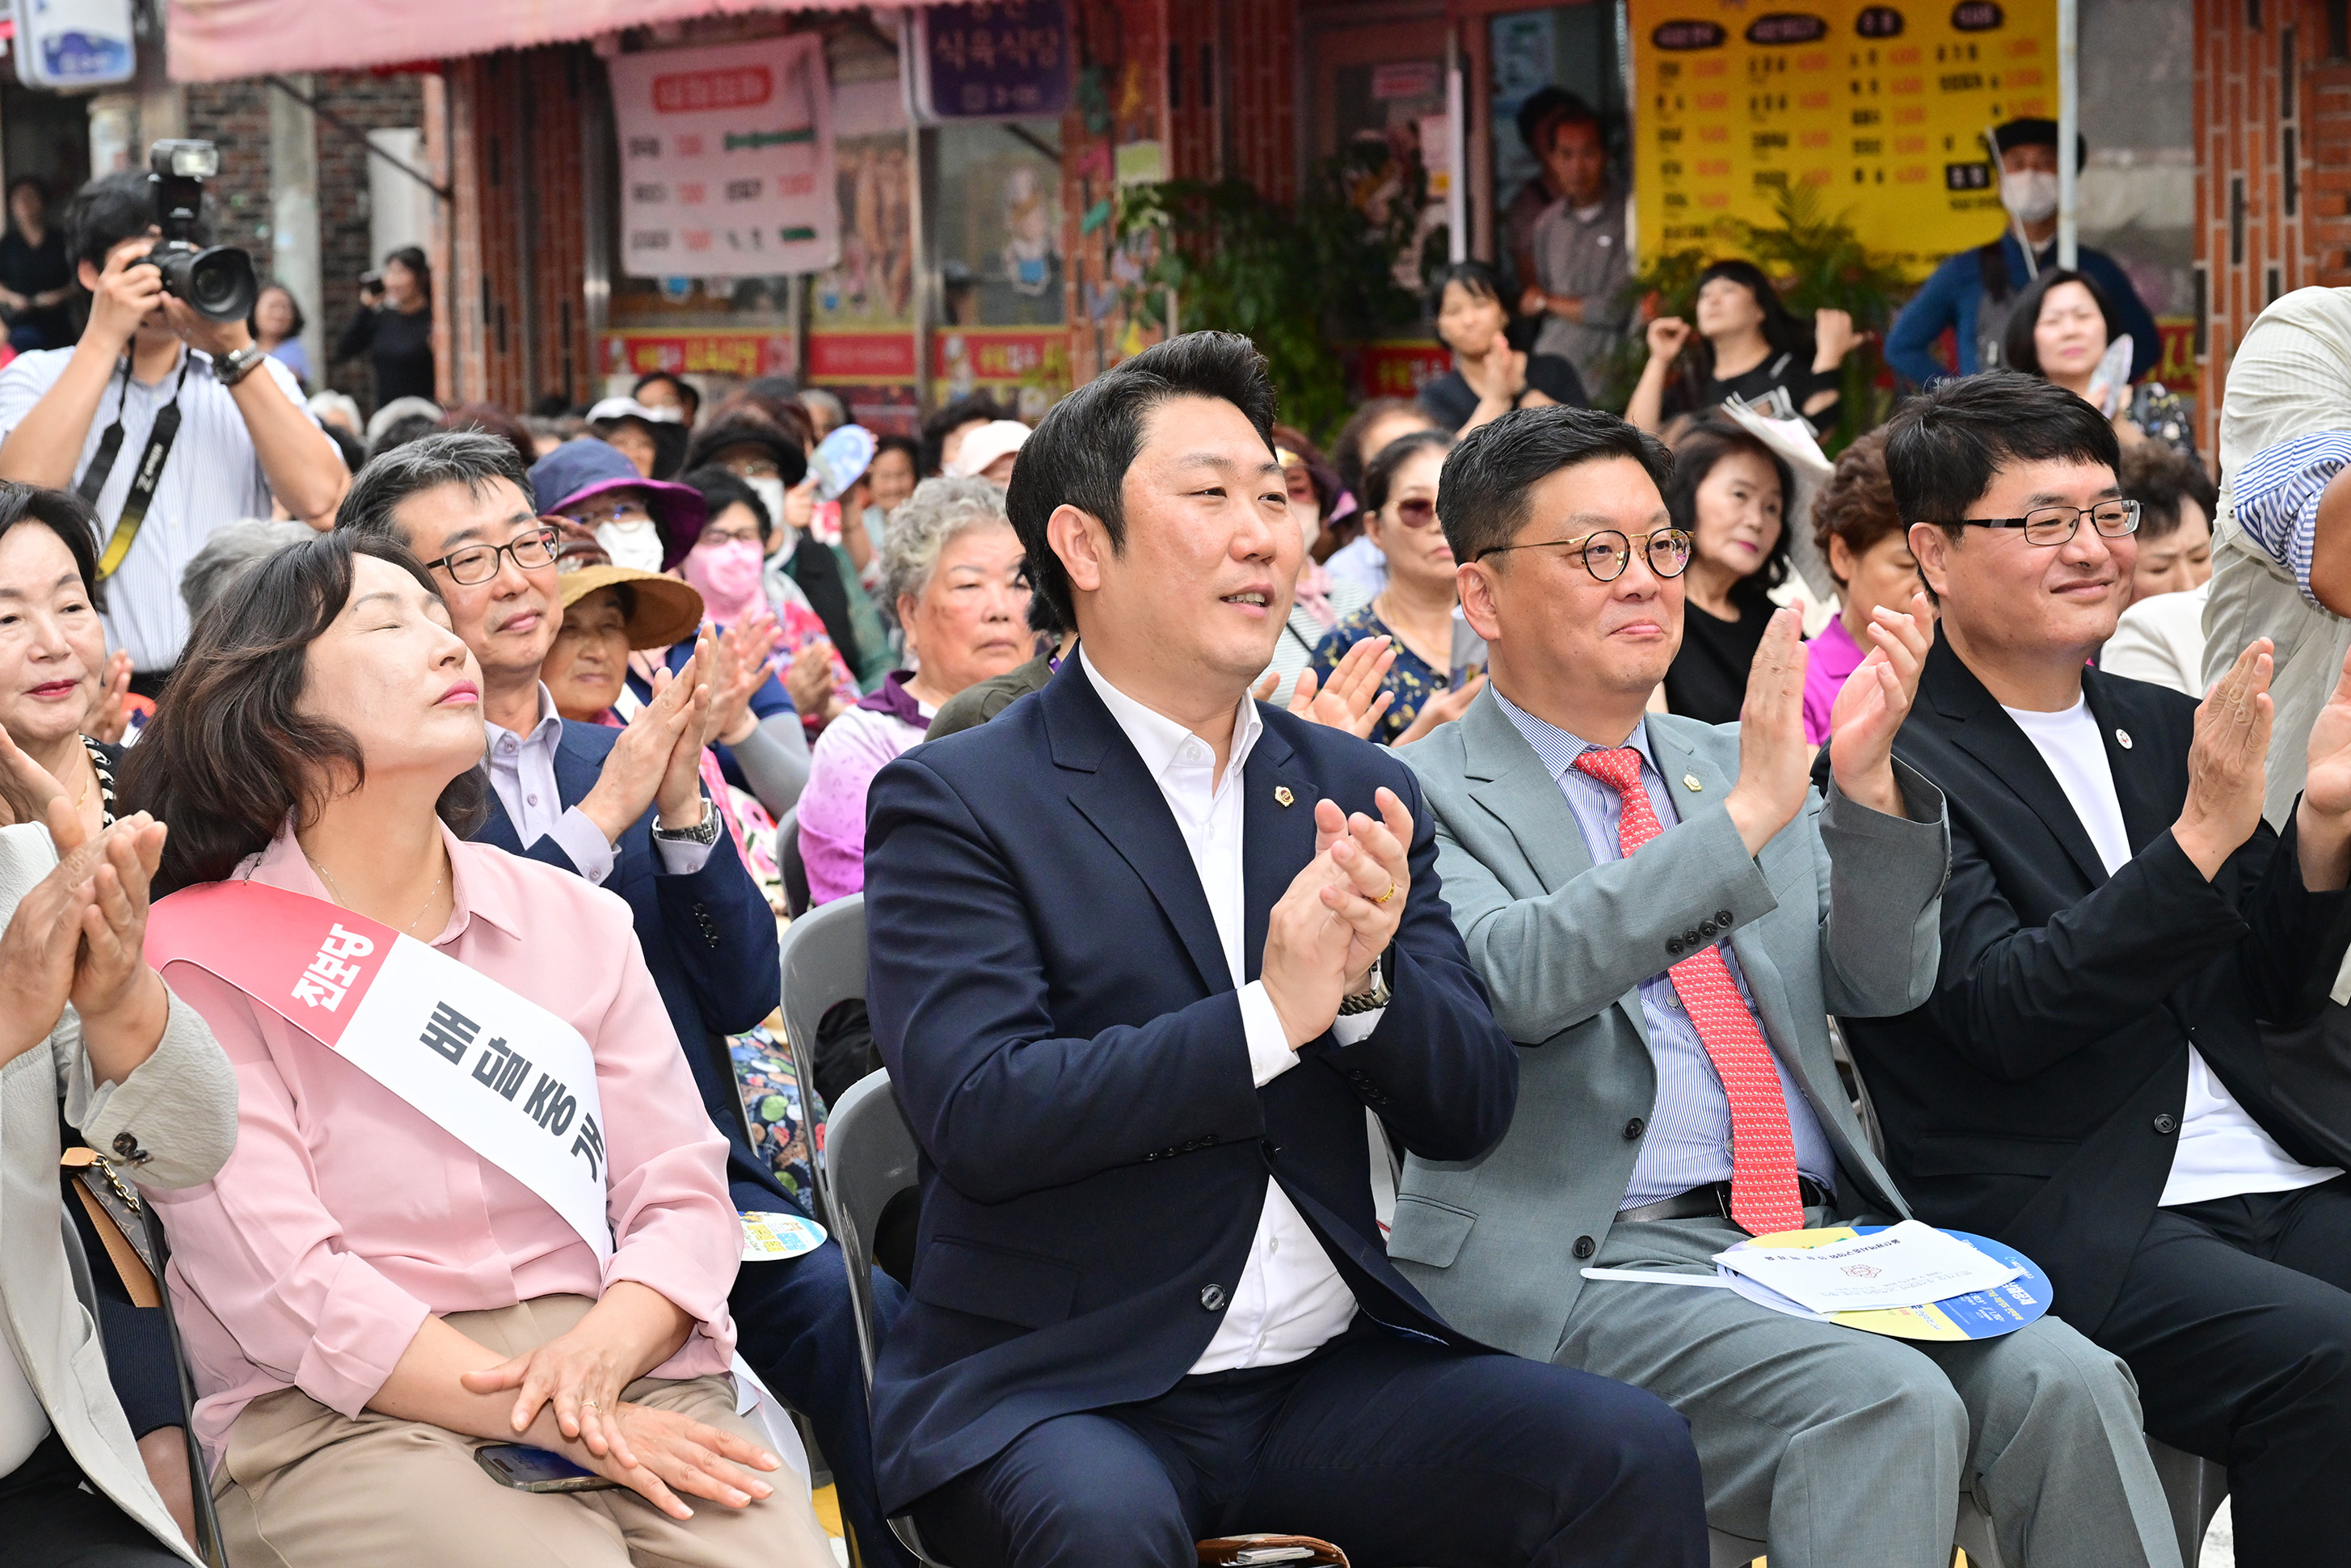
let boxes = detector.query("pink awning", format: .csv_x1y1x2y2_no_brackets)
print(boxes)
164,0,868,83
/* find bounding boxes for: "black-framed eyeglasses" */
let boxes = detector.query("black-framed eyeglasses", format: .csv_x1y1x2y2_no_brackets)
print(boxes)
424,526,562,586
1476,527,1692,581
1929,499,2141,547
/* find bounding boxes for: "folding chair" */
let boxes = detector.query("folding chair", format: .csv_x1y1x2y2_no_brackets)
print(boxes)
824,1070,1351,1568
778,804,811,919
777,891,867,1220
60,1198,228,1567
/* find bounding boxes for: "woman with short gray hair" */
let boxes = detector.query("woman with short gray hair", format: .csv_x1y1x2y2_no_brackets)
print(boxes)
179,518,316,625
798,477,1030,904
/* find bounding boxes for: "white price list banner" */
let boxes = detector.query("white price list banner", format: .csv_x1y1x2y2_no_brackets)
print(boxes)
609,36,839,280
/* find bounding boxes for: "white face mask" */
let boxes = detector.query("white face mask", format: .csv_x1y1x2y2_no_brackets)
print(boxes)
1291,499,1322,557
1999,170,2059,226
748,476,794,550
596,518,664,574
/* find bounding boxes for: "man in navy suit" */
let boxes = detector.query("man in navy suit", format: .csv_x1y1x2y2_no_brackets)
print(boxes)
336,432,912,1568
864,332,1708,1566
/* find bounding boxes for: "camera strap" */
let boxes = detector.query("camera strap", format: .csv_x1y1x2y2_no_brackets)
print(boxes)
79,351,192,579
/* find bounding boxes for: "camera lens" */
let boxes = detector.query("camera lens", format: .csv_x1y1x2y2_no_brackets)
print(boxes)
158,244,257,323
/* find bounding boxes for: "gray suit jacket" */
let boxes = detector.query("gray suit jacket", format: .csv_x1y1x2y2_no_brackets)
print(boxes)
1,823,235,1561
1388,689,1950,1362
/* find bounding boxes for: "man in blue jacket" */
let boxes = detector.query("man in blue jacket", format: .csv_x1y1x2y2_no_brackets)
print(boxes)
1885,118,2161,389
863,331,1707,1566
337,432,912,1568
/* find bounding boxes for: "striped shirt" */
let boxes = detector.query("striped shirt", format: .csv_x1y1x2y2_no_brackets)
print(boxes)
1490,687,1838,1207
2228,428,2351,611
0,345,327,672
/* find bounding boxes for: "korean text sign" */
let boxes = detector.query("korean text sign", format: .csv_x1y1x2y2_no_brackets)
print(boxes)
913,0,1072,122
609,36,839,279
1628,0,2057,277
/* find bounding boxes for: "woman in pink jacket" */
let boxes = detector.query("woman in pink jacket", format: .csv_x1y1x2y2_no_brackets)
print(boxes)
120,532,832,1568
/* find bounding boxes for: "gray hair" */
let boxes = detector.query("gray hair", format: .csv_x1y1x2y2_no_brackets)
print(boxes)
798,388,846,427
878,477,1013,613
336,431,530,546
181,518,318,622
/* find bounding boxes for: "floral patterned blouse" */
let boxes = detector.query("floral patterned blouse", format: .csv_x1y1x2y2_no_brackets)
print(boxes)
1308,604,1448,748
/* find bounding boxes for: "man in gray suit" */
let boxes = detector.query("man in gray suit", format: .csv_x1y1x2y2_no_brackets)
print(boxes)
1389,405,2180,1568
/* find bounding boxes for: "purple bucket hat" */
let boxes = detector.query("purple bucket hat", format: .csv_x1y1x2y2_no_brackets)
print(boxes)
529,437,710,569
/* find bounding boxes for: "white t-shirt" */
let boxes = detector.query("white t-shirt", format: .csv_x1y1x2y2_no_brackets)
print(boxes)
2003,697,2342,1206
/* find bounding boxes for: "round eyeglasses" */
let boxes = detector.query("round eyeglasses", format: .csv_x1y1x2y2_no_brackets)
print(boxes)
1475,528,1693,581
423,526,562,586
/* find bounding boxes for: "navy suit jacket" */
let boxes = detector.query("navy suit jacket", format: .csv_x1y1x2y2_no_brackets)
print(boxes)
471,719,787,1210
863,659,1519,1511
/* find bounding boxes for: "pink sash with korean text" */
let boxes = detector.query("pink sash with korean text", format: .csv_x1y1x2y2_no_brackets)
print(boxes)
145,880,613,1265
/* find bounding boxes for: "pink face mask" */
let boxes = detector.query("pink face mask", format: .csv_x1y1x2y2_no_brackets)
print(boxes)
683,537,766,624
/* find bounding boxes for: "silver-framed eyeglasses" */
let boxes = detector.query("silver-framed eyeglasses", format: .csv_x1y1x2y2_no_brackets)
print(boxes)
1475,527,1692,581
423,526,562,586
1933,499,2141,547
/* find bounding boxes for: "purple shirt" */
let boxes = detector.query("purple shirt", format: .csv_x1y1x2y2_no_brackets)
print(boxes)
1801,617,1868,747
798,673,933,904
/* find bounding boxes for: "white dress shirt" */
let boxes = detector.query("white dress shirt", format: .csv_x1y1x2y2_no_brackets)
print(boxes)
1079,651,1384,1373
483,685,714,883
0,344,327,672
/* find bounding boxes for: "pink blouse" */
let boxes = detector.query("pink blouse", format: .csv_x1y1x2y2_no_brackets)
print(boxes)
1801,615,1869,747
797,688,930,905
152,826,739,1464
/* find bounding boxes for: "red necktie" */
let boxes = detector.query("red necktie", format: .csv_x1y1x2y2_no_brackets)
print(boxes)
1573,747,1807,1237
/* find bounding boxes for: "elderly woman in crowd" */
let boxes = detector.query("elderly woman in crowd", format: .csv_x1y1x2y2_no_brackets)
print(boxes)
0,487,127,840
122,531,834,1568
1308,428,1485,746
0,492,235,1568
544,557,809,823
1260,434,1371,706
797,478,1030,905
1801,429,1923,744
1660,412,1796,724
179,518,317,627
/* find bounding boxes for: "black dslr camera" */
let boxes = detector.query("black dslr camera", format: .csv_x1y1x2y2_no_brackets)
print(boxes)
143,140,256,322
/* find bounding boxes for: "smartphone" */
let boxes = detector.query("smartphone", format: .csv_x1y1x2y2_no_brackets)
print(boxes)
474,1443,618,1494
1448,605,1489,690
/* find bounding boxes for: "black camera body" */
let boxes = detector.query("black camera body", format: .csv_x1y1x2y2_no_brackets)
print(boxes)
144,140,256,323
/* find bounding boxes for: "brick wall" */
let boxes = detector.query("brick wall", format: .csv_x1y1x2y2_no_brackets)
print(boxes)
312,72,429,407
2191,0,2351,450
183,80,275,260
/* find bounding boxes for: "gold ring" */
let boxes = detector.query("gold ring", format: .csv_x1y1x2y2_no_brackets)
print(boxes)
1373,879,1397,905
581,1402,600,1412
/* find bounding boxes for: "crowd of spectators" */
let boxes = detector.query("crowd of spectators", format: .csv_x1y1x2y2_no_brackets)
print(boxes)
1,128,2341,1568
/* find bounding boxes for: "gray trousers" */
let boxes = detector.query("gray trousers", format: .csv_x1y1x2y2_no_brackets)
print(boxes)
1563,1214,2182,1568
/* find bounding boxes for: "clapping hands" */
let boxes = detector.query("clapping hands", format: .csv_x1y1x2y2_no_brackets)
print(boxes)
1259,789,1414,1049
1254,634,1398,740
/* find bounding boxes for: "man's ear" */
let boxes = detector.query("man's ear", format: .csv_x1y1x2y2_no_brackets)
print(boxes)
1907,522,1953,602
1456,559,1505,644
1047,503,1109,596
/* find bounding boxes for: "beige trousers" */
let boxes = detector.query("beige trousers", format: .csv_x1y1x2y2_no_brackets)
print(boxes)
213,1295,835,1568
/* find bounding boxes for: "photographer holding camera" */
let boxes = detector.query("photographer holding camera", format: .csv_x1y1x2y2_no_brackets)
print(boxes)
0,146,348,698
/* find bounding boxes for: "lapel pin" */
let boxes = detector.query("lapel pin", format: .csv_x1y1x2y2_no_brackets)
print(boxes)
2116,730,2133,750
1274,786,1294,807
1683,773,1704,792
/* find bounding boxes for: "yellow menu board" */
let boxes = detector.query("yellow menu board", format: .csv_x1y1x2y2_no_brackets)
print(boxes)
1631,0,2057,277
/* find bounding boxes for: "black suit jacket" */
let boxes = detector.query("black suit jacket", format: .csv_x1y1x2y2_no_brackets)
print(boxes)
1840,642,2351,1331
862,659,1517,1511
471,719,788,1210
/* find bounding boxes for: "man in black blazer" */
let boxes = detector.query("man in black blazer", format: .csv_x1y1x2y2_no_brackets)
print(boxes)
1840,373,2351,1568
863,332,1706,1567
337,432,914,1568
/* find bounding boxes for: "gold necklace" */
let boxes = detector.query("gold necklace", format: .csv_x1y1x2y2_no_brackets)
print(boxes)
307,854,447,935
